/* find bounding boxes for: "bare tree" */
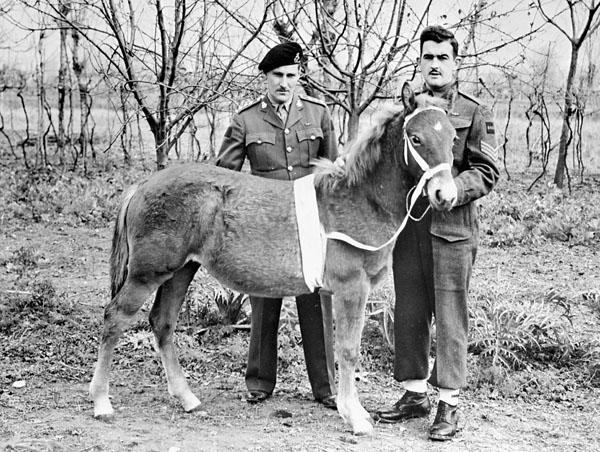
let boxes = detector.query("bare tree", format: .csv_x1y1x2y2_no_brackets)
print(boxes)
95,0,270,169
56,0,71,167
572,33,599,182
70,2,93,170
5,0,555,168
19,0,270,169
34,19,47,166
535,0,600,188
457,0,488,91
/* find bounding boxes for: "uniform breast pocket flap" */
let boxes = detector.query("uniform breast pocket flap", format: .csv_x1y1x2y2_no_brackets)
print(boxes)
296,127,324,142
246,132,276,146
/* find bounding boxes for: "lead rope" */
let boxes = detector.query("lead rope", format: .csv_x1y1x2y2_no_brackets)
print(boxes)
406,186,431,222
324,106,452,252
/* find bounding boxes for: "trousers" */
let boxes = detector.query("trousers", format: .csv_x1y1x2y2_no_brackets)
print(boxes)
392,206,477,389
245,291,335,399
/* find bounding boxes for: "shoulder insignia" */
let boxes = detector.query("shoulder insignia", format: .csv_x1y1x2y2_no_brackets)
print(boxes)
237,97,262,114
298,93,327,107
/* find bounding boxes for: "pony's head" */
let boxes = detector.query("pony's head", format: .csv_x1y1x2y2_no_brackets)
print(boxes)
314,83,457,212
401,83,457,211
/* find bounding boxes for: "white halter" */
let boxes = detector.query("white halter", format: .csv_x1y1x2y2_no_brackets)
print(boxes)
325,106,452,251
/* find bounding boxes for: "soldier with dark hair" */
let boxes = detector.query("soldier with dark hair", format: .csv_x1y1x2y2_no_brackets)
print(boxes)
375,25,500,441
216,42,337,409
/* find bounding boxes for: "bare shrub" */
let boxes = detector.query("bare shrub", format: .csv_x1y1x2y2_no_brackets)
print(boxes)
213,285,248,326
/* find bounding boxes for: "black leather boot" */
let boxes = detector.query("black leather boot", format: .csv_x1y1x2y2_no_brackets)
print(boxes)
428,401,458,441
317,394,337,410
245,390,271,404
374,390,431,423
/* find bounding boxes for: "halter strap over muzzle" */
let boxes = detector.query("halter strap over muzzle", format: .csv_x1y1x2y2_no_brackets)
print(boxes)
403,105,451,173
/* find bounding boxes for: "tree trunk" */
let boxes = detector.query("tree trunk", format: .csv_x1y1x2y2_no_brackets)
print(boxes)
554,43,578,188
71,19,90,168
347,110,360,142
57,1,71,167
119,85,131,164
35,29,47,168
154,124,169,170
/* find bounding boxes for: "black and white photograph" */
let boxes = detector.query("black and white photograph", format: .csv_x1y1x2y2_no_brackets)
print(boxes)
0,1,599,450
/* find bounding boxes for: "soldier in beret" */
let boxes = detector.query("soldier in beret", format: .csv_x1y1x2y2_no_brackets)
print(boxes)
375,26,500,440
216,42,337,409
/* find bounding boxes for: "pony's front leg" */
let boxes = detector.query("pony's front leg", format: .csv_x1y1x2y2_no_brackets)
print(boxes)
333,284,373,436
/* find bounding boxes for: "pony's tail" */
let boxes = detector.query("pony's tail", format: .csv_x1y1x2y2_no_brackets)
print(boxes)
109,185,138,299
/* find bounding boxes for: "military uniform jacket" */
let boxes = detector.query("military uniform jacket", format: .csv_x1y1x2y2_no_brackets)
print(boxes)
430,88,500,241
216,94,338,180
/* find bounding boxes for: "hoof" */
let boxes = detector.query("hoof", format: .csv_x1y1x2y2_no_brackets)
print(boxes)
92,397,114,422
352,418,374,436
93,413,115,423
184,401,203,413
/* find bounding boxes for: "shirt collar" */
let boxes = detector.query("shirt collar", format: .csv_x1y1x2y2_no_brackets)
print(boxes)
266,92,294,112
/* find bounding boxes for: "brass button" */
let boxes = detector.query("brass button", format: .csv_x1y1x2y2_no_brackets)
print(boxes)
310,135,315,140
284,128,290,134
286,146,292,153
287,165,293,171
257,139,262,144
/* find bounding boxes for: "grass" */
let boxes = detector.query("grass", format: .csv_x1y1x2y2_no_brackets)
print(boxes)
478,175,600,247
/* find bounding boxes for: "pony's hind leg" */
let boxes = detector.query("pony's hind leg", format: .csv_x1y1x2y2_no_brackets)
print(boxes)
334,284,373,436
90,276,160,420
149,262,201,413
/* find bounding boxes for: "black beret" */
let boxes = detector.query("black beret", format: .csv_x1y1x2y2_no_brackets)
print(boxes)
258,42,303,73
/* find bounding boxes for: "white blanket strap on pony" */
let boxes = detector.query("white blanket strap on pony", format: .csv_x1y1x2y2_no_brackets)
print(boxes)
326,106,452,252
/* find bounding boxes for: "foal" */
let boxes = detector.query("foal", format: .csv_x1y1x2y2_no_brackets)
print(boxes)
90,84,457,435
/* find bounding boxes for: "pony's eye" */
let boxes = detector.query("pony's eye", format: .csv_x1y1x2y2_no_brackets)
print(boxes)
453,135,459,143
411,135,421,145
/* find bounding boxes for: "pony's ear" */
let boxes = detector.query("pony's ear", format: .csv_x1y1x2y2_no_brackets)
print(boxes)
401,82,417,113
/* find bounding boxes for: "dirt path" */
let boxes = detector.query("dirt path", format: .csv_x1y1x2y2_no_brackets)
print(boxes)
1,223,599,451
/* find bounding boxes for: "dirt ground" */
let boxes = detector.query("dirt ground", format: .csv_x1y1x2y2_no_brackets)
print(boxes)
1,222,600,451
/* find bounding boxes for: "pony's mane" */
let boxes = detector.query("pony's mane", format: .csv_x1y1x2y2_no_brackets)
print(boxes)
313,94,449,191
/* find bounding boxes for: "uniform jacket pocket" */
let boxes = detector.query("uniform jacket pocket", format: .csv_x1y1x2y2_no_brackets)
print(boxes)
430,203,476,242
297,127,324,165
246,132,277,171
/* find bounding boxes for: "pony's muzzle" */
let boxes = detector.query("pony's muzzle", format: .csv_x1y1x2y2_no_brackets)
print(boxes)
426,171,457,211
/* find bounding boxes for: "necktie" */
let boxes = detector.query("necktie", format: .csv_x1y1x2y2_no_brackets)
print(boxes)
277,104,288,124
